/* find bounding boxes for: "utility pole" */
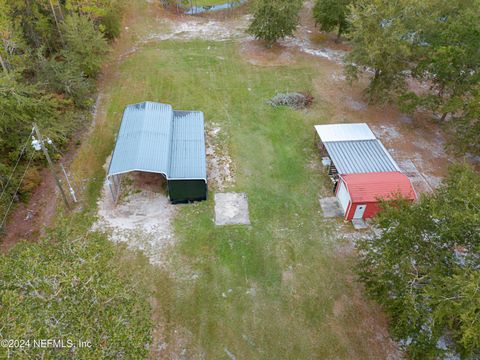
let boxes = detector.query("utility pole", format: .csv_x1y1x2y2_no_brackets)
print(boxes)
33,124,70,210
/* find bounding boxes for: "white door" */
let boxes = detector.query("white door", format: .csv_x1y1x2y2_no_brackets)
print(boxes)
336,181,350,214
353,204,367,219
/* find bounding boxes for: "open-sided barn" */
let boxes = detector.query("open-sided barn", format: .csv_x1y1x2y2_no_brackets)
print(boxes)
107,101,207,204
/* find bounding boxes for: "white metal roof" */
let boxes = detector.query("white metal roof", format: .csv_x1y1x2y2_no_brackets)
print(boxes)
314,123,376,143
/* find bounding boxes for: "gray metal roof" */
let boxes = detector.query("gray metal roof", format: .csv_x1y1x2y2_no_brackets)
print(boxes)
324,140,400,174
107,102,206,181
169,111,207,180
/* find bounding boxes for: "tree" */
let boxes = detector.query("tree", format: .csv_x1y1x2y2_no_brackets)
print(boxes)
62,14,107,78
313,0,351,42
0,222,152,358
357,165,480,358
65,0,123,39
0,76,67,160
0,0,27,74
345,0,414,101
248,0,303,47
346,0,480,106
405,0,480,122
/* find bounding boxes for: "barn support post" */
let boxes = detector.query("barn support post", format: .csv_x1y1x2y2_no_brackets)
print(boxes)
107,174,122,204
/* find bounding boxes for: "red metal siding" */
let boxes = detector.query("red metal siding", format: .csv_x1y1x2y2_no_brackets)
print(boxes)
345,202,381,220
340,172,417,203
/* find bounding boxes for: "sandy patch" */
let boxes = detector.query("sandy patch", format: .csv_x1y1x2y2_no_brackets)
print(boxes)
280,36,347,64
95,167,177,267
146,14,251,42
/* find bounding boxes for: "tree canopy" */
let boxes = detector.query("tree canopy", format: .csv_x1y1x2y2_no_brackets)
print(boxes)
313,0,352,41
357,165,480,358
248,0,303,46
0,220,152,358
345,0,480,154
0,0,122,219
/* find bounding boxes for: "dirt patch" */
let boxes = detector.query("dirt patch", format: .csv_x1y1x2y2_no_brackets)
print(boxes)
0,168,57,252
206,124,235,191
328,289,402,360
145,14,251,42
239,41,297,67
95,169,177,267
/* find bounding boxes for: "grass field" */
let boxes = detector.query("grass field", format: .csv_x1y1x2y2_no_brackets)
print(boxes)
78,39,392,359
59,0,397,349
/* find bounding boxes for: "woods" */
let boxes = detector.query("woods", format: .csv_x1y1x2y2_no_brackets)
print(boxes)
0,0,122,225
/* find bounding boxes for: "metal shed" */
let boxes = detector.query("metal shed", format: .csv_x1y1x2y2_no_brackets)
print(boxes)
336,172,417,220
107,101,207,204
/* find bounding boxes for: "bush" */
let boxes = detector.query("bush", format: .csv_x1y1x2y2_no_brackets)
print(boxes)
267,92,313,109
99,8,122,40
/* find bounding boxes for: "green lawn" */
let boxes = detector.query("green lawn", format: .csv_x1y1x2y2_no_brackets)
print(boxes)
97,40,394,359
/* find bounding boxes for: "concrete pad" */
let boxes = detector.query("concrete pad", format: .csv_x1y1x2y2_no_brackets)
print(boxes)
352,219,369,230
214,192,250,225
398,159,433,194
319,197,344,218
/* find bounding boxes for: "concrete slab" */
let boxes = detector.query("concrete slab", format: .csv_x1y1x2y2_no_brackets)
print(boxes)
352,219,369,230
319,197,344,218
398,159,434,194
214,192,250,225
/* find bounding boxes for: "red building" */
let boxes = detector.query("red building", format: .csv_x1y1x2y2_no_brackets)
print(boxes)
336,172,417,221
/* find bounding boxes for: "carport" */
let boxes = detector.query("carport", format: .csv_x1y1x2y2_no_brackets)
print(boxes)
314,123,400,177
107,101,207,204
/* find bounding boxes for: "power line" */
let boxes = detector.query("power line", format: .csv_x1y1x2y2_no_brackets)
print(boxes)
0,128,35,202
0,149,35,230
33,124,70,210
42,135,77,203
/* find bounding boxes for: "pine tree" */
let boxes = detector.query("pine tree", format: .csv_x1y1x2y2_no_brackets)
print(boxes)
248,0,303,47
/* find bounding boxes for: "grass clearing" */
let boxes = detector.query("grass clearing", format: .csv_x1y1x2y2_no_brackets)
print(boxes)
95,40,397,358
56,0,398,352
